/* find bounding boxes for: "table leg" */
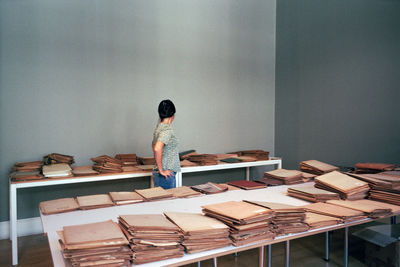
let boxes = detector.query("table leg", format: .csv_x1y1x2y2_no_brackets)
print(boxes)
391,216,397,224
285,240,290,267
277,161,282,169
324,231,330,261
213,257,217,267
176,172,182,187
246,167,250,181
10,184,18,265
268,244,272,267
259,246,265,267
197,261,201,267
344,227,349,267
150,175,154,188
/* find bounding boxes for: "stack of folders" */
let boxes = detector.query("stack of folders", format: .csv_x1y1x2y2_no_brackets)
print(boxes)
262,169,304,185
42,163,72,178
166,186,203,198
10,161,44,181
91,155,122,173
186,154,219,165
109,192,145,205
232,150,269,160
202,201,275,246
164,212,231,253
349,171,400,191
71,165,99,176
245,201,309,235
227,180,267,190
115,154,138,166
135,187,174,201
303,202,367,223
179,150,197,160
118,214,184,264
303,212,341,229
137,156,156,165
216,153,239,161
39,198,79,215
287,185,340,202
327,199,394,219
191,182,228,194
354,163,396,174
76,194,114,210
300,160,339,175
58,220,130,267
314,171,370,200
179,159,198,167
43,153,74,165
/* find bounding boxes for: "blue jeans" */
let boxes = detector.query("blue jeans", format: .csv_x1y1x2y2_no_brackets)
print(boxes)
152,170,176,189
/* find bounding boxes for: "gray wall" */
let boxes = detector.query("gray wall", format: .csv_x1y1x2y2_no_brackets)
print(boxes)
275,0,400,169
0,0,276,221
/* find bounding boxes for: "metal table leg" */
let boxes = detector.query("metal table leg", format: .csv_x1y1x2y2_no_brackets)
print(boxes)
10,183,18,265
246,167,250,181
324,231,330,261
268,245,272,267
391,216,397,224
285,240,290,267
259,246,265,267
197,261,201,267
344,227,349,267
213,257,218,267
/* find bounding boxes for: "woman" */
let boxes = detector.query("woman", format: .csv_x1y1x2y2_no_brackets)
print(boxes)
151,100,181,189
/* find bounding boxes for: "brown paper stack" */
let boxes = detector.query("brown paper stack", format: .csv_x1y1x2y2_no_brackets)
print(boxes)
179,150,198,160
109,192,145,205
164,212,231,253
58,220,130,266
300,160,339,175
9,171,44,181
314,171,370,200
13,161,43,172
263,169,303,185
191,182,228,194
245,201,309,235
118,214,184,264
179,159,198,167
287,185,340,202
39,198,79,215
135,187,174,201
42,163,72,178
369,189,400,206
227,180,267,190
220,183,241,191
354,163,396,174
76,194,114,210
72,165,99,176
137,156,156,165
186,154,218,165
216,153,239,160
166,186,203,198
348,172,400,191
91,155,122,173
327,199,392,218
254,177,284,186
232,150,270,160
115,154,138,167
303,202,366,223
304,212,341,229
202,201,275,246
43,153,75,165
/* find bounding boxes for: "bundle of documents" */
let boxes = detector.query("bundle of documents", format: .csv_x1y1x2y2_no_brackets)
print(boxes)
245,201,309,235
43,153,74,165
91,155,122,173
263,169,303,185
179,150,197,160
164,212,231,253
287,185,340,202
216,153,239,160
191,182,228,194
220,157,243,164
39,198,79,215
232,156,258,162
314,171,370,200
166,186,203,198
349,171,400,191
202,201,275,246
369,189,400,206
254,177,284,186
180,159,198,167
303,202,366,223
300,160,339,175
233,150,270,160
42,163,72,178
354,163,396,174
136,165,155,171
137,156,156,165
58,220,130,267
304,212,341,229
72,165,99,176
9,171,44,181
227,180,267,190
115,154,138,167
118,214,184,264
109,192,145,205
327,199,393,218
220,183,241,191
135,187,174,201
12,161,43,172
186,154,218,165
76,194,114,210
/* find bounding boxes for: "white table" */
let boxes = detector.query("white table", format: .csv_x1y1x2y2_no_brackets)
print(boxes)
39,183,379,267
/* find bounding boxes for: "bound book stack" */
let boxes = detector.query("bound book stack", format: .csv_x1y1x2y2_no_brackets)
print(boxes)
58,220,130,267
43,153,75,165
39,198,79,215
135,187,174,201
245,201,309,235
303,202,366,223
348,172,400,191
202,201,275,246
109,192,145,205
179,150,197,160
227,180,267,190
216,153,239,161
314,171,370,200
164,212,231,253
191,182,228,194
180,159,198,167
287,185,340,202
369,188,400,206
118,214,184,264
137,156,156,165
262,169,303,185
233,150,270,160
115,154,138,166
304,212,341,229
42,163,72,178
166,186,203,198
91,155,122,173
186,154,218,165
76,194,114,210
300,160,339,175
10,161,44,181
9,171,44,181
327,199,393,219
354,163,396,174
72,165,99,176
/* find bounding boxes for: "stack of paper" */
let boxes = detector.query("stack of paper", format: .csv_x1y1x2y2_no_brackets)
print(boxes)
216,153,239,160
232,150,269,160
349,172,400,191
72,165,99,176
300,160,339,175
254,177,284,186
91,155,122,173
220,183,241,191
9,171,44,181
43,153,74,165
166,186,203,198
304,212,341,229
118,214,184,264
164,212,231,253
39,198,79,215
202,201,275,246
135,187,174,201
179,150,197,160
303,202,366,223
314,171,370,200
137,156,156,165
287,185,340,202
109,192,145,205
180,159,198,167
115,154,138,167
245,201,309,235
76,194,114,210
327,199,392,218
58,220,130,266
42,163,72,178
191,182,228,194
227,180,267,190
136,165,155,171
232,156,258,162
13,161,43,172
369,189,400,206
220,158,243,164
186,154,218,165
263,169,303,185
354,163,396,174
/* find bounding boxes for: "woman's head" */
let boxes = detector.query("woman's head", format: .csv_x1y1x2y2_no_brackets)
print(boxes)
158,99,176,121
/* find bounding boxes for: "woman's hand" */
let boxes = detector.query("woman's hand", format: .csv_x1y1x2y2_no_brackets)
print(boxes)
159,170,173,179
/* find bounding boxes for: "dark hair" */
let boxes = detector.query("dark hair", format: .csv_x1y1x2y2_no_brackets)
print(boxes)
158,99,176,120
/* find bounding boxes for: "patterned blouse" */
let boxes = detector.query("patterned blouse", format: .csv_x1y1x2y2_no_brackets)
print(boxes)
152,122,181,172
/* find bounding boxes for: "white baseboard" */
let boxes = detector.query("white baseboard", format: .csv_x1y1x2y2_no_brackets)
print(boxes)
0,217,43,240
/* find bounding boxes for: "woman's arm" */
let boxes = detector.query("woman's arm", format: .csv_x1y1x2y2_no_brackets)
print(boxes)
153,141,172,178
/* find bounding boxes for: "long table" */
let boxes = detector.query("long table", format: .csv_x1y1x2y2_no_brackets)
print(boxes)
39,183,384,267
10,157,282,265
